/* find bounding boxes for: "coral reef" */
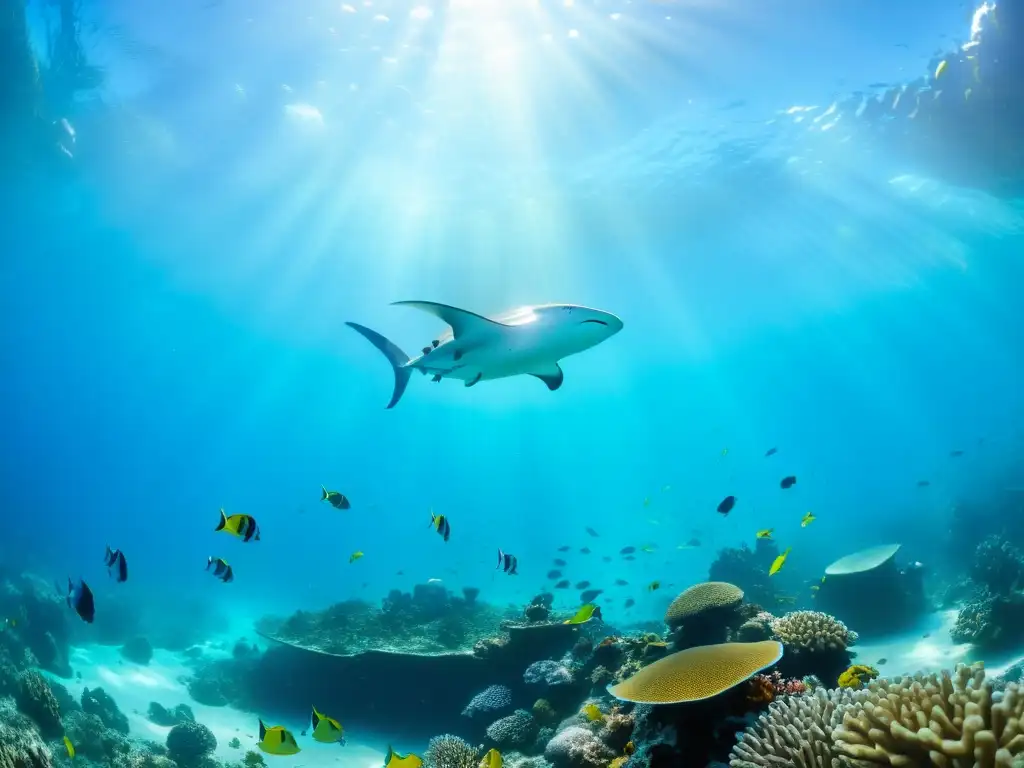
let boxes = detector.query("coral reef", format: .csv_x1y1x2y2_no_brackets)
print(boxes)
745,671,806,705
121,636,154,665
257,587,516,657
543,726,614,768
950,536,1024,650
729,687,855,767
816,544,925,637
608,641,783,704
525,594,553,623
769,611,857,684
166,720,217,767
148,701,195,727
424,734,479,768
63,710,132,762
708,540,781,609
82,686,130,734
0,573,72,677
462,684,514,720
15,670,63,739
486,709,539,751
0,718,52,768
525,661,573,689
664,582,744,650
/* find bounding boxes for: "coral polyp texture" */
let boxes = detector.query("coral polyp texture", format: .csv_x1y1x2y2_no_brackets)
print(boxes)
831,662,1024,766
664,582,744,627
770,611,858,652
424,734,480,768
729,686,856,768
607,640,783,704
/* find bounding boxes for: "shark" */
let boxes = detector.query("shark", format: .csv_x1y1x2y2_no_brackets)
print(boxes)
345,300,623,408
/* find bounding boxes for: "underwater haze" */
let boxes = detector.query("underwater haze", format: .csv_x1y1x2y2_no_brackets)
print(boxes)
4,0,1024,765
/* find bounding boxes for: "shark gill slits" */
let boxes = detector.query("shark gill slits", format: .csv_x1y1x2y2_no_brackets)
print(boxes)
580,319,608,325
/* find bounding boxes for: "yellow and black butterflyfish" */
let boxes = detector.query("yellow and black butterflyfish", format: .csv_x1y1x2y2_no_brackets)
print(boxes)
429,510,451,542
216,509,260,542
384,746,423,768
63,736,75,759
257,719,300,756
311,706,344,744
479,748,502,768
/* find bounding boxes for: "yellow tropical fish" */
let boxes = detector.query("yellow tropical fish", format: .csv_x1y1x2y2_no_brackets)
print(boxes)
385,746,424,768
935,59,948,79
756,529,773,539
801,512,816,527
63,736,75,759
479,748,502,768
769,547,791,576
258,719,301,756
564,603,602,625
216,509,260,542
838,665,879,689
582,703,604,722
647,581,660,591
311,706,344,744
624,741,635,756
349,551,364,564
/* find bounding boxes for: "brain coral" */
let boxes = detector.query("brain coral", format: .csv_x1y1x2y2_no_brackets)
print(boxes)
424,735,479,768
729,686,855,768
664,582,744,627
166,721,218,766
832,662,1024,766
607,641,783,704
770,611,858,652
486,709,539,750
462,684,514,719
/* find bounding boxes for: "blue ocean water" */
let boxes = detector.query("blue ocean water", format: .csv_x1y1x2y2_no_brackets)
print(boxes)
3,0,1024,761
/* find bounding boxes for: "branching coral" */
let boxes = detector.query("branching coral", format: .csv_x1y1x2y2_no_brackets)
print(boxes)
831,662,1024,766
770,611,858,652
729,687,855,768
424,735,479,768
462,685,514,720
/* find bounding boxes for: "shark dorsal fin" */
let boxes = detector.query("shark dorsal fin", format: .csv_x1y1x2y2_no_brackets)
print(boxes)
392,301,507,338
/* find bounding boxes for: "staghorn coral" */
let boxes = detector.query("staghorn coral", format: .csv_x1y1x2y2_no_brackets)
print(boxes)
166,721,217,767
608,641,783,704
831,662,1024,766
15,670,62,739
424,735,479,768
770,611,858,653
486,709,539,750
729,686,855,768
462,685,514,720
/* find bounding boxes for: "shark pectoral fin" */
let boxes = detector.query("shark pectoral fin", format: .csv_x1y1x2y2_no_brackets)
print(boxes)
392,301,507,339
431,374,442,383
465,372,483,387
530,363,564,391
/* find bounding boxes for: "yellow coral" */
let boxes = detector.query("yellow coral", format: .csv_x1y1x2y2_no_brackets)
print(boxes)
832,662,1024,766
607,641,783,704
837,665,878,690
664,582,743,627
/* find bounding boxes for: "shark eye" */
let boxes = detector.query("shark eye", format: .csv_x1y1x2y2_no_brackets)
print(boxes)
580,319,608,326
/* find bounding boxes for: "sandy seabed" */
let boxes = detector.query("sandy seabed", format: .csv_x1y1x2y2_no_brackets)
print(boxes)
44,643,401,768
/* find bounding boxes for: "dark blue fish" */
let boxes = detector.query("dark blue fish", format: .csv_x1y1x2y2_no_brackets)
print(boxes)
67,578,95,623
717,495,736,515
780,476,797,489
496,549,518,575
547,570,562,579
765,447,778,457
103,546,128,583
553,558,567,566
580,588,603,602
585,527,599,537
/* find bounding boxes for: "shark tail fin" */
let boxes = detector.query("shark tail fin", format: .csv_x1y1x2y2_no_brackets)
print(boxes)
345,322,414,409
